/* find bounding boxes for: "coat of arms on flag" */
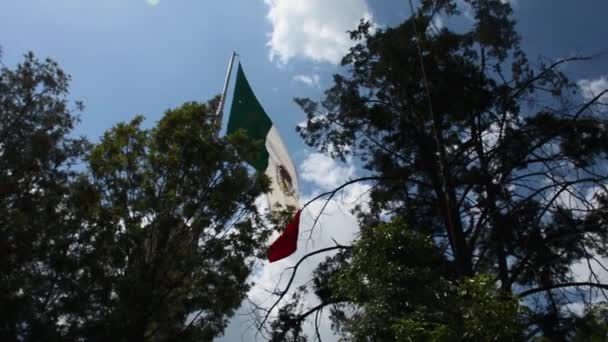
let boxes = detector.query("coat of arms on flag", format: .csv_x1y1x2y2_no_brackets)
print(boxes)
225,62,300,262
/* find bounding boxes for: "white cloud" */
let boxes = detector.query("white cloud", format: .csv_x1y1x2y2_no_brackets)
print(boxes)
220,151,371,341
245,168,369,340
565,302,585,316
572,256,608,285
264,0,373,64
300,152,355,190
433,15,444,30
425,15,445,36
455,0,474,21
578,76,608,103
568,254,608,314
293,74,320,87
146,0,160,6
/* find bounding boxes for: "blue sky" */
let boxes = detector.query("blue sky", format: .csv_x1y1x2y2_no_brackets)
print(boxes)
2,0,608,340
1,0,606,166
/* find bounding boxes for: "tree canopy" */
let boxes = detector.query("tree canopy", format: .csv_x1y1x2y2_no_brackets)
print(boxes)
269,0,608,340
0,53,272,341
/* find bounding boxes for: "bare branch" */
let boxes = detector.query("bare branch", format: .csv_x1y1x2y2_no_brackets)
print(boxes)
301,176,383,210
518,282,608,298
573,89,608,119
302,176,382,239
314,306,323,342
258,245,352,331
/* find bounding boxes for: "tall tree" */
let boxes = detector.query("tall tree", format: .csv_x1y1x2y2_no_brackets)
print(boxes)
78,101,272,341
269,0,608,339
0,53,273,341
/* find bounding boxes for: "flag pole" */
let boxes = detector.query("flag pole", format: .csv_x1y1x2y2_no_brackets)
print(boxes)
215,51,238,137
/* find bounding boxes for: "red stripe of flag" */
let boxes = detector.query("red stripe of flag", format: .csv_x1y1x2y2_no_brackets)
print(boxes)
267,209,301,262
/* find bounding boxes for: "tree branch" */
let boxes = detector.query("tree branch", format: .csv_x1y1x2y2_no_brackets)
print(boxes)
302,176,383,239
301,176,384,210
509,56,591,100
518,282,608,298
573,89,608,119
258,245,352,331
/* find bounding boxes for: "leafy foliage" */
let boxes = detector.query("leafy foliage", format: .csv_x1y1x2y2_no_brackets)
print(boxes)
331,219,522,341
0,52,90,340
81,101,271,340
574,303,608,341
0,53,272,341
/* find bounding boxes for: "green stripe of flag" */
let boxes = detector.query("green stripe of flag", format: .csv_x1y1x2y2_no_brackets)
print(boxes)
226,63,273,172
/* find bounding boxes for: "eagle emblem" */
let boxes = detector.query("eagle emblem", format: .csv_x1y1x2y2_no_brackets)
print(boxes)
276,164,295,196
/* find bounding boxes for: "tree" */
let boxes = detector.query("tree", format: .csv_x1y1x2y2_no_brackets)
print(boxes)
79,102,272,341
0,53,273,341
268,0,608,339
330,218,522,341
0,52,90,340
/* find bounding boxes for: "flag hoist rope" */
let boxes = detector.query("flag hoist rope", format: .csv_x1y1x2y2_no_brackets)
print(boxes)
215,51,238,137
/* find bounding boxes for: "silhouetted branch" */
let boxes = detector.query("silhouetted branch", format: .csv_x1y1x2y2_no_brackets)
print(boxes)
258,245,352,331
302,176,384,209
573,89,608,119
510,56,591,100
301,176,383,239
314,306,323,342
518,282,608,298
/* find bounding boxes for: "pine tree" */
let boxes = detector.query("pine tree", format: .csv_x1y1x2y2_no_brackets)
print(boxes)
271,0,608,339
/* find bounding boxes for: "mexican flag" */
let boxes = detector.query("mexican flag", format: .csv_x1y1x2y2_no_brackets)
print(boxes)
226,63,300,263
